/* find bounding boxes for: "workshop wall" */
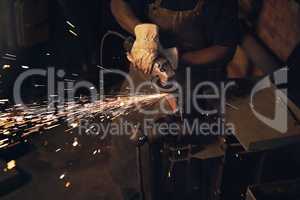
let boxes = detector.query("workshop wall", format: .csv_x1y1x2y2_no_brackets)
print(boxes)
0,0,49,50
240,0,300,61
0,0,18,50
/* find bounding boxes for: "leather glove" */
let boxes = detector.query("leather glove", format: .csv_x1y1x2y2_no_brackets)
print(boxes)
127,24,160,74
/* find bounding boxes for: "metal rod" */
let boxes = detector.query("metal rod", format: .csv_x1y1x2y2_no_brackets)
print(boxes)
136,145,145,200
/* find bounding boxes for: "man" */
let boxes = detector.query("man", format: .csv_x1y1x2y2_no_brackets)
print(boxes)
111,0,239,70
112,0,239,116
110,0,239,199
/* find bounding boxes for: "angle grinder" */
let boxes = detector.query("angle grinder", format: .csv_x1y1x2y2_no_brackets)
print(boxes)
123,37,178,88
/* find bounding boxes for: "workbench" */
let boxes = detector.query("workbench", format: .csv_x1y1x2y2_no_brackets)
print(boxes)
226,82,300,152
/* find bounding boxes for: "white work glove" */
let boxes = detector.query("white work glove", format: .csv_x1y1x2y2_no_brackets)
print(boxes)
127,24,160,74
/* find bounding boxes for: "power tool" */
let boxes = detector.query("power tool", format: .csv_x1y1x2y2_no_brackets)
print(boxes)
123,37,178,87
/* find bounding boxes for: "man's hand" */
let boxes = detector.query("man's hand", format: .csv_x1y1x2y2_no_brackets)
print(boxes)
127,24,160,74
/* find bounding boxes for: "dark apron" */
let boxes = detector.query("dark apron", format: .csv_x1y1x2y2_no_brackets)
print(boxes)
149,0,224,119
148,0,208,52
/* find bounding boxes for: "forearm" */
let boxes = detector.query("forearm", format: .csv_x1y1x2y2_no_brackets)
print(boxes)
111,0,142,34
180,45,235,66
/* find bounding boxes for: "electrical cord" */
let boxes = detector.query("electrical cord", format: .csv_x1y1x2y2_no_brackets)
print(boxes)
100,30,127,66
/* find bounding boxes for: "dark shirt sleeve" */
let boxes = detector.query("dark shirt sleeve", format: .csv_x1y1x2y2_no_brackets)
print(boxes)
209,0,240,47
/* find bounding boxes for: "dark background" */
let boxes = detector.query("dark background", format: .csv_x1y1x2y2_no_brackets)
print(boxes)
0,0,129,105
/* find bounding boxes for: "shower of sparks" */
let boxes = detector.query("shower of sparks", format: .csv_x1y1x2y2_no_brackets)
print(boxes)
69,29,79,37
2,64,11,69
65,181,71,188
66,21,76,28
6,160,16,170
59,173,66,180
72,137,79,147
0,93,168,149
